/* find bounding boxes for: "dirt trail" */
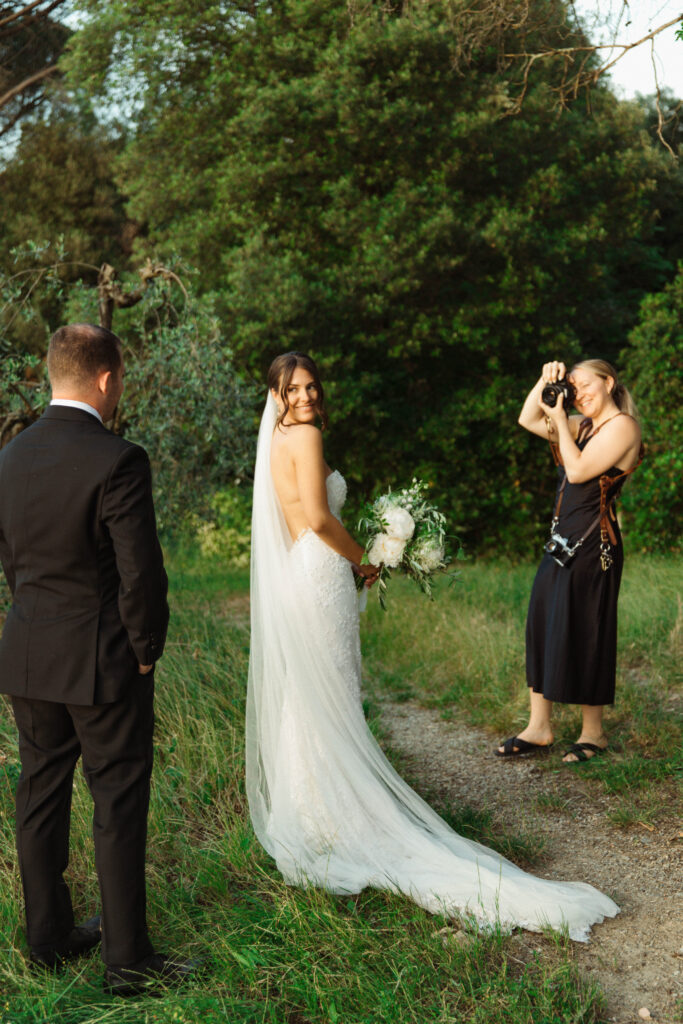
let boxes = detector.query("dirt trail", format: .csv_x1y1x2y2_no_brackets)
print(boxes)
379,699,683,1024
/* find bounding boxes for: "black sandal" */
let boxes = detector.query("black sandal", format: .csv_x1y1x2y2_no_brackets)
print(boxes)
495,736,553,758
562,742,605,763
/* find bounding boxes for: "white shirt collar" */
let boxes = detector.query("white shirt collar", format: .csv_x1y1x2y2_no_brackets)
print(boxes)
50,399,103,424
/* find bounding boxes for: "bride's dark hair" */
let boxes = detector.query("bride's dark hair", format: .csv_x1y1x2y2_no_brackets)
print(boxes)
267,352,329,431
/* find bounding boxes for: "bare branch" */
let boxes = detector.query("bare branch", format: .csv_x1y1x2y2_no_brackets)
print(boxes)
0,0,55,30
97,261,190,330
0,91,40,136
0,63,59,111
651,37,677,159
496,10,683,122
502,12,683,82
596,13,683,79
9,382,36,415
0,0,66,28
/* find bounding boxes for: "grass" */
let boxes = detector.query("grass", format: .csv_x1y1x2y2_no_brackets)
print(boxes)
360,554,683,825
0,550,616,1022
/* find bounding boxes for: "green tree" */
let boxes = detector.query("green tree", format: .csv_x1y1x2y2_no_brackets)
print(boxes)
0,255,258,525
0,112,133,354
620,265,683,552
62,0,680,549
0,0,70,139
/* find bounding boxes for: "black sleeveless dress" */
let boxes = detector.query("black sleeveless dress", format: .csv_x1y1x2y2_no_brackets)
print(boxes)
525,434,626,706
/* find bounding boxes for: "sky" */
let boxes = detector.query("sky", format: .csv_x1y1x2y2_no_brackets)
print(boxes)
574,0,683,98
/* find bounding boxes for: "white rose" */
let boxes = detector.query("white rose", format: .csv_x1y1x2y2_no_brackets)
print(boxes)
382,505,415,542
368,533,406,568
413,538,445,572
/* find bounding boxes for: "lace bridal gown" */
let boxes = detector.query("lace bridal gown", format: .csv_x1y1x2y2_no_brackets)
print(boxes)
246,396,618,941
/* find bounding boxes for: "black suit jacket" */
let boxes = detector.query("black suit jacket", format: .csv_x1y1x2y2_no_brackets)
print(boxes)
0,406,169,705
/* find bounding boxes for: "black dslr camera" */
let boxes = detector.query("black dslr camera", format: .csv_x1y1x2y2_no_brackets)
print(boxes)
545,532,578,567
541,377,576,409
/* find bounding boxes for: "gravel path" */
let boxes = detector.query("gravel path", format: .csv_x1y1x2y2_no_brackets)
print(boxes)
378,698,683,1024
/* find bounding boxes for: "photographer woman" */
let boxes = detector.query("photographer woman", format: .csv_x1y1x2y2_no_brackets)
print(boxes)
497,359,642,764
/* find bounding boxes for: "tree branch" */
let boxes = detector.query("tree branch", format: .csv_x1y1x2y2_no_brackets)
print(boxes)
97,261,190,330
498,11,683,122
9,382,36,415
651,37,676,160
596,13,683,79
502,13,683,81
0,63,59,111
0,0,63,29
0,91,40,137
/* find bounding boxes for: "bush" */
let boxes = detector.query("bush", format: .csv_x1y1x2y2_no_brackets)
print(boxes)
192,484,253,569
621,264,683,552
1,253,259,531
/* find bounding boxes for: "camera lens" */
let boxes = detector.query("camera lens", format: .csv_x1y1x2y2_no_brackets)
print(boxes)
542,378,575,409
541,384,560,407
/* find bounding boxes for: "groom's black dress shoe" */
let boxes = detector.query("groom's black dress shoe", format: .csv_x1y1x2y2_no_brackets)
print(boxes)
103,952,200,997
30,915,102,969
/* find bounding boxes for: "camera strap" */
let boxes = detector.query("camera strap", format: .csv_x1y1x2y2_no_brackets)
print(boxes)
549,414,644,570
546,416,592,467
548,417,592,527
598,444,644,558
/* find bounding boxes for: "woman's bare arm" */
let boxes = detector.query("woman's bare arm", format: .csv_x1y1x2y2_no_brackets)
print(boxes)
519,361,581,441
542,399,641,482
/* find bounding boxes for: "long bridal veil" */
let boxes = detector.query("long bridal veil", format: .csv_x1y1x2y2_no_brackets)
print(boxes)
246,395,618,940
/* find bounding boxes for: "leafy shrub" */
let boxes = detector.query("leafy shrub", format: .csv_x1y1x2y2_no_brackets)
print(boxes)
621,264,683,552
192,484,253,569
1,252,260,532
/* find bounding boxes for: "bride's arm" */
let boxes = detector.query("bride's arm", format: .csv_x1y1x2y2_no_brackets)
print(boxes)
291,425,376,575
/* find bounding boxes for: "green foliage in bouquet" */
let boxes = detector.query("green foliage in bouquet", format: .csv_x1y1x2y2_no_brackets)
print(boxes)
357,480,463,610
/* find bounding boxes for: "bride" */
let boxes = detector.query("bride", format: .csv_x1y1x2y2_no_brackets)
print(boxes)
246,351,618,941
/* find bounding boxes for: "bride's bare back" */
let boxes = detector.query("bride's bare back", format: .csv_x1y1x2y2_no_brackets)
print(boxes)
268,362,375,572
270,425,332,543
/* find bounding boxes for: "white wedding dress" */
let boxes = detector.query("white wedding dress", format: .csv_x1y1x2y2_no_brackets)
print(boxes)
246,396,619,941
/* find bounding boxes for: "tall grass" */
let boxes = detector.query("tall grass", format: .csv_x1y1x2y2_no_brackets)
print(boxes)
0,554,609,1022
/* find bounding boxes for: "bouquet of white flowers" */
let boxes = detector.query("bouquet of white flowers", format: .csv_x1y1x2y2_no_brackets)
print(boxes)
356,479,459,609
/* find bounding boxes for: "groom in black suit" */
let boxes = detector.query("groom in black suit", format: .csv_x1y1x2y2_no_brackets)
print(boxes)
0,324,188,995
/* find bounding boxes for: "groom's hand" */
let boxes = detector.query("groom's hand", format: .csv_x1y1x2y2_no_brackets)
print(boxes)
138,663,154,675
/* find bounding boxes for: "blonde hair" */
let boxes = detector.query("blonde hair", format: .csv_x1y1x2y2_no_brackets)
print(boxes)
571,358,639,423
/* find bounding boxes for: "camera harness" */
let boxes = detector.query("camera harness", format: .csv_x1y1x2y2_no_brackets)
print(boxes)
547,414,643,572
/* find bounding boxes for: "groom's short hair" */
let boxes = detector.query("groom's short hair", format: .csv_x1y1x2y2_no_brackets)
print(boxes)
48,323,122,388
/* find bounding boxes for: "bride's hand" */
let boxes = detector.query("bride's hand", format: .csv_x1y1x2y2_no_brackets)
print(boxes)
357,562,380,588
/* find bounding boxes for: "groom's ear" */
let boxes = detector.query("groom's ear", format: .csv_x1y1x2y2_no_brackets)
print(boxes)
96,369,113,396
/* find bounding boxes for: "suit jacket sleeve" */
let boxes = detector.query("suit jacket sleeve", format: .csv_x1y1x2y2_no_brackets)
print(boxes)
101,444,169,665
0,520,15,596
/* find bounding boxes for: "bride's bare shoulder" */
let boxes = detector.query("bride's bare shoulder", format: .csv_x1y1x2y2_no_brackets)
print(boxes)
285,424,323,455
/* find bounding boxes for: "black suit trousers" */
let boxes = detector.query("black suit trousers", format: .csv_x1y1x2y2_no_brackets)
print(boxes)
11,677,155,967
